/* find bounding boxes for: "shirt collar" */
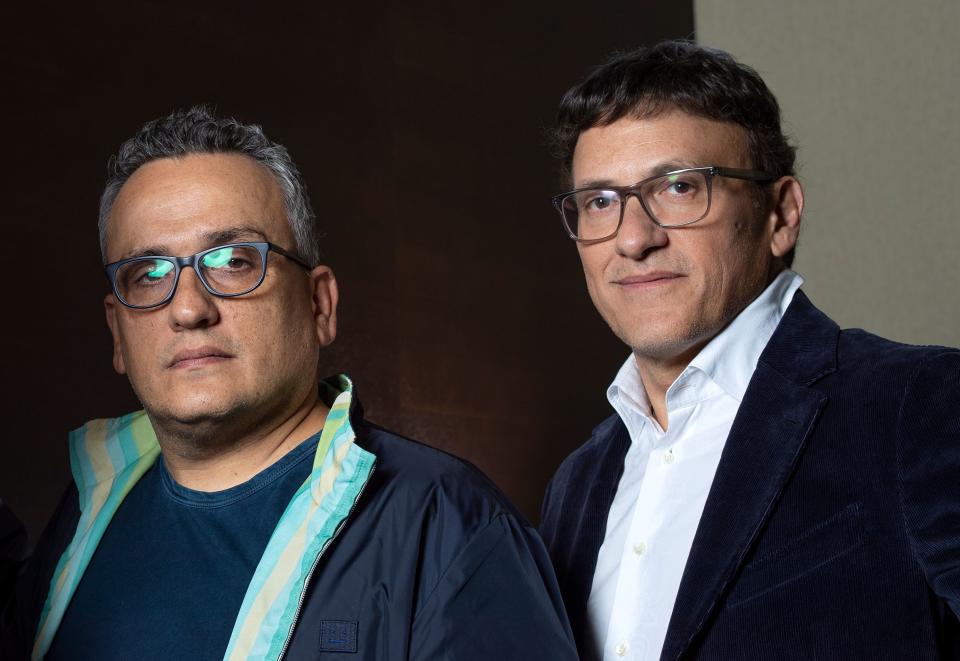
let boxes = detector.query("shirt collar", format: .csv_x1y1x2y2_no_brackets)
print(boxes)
690,269,803,401
607,350,653,418
607,269,804,418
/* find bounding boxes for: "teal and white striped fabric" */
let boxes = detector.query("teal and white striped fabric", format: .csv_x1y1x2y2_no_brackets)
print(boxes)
33,375,376,661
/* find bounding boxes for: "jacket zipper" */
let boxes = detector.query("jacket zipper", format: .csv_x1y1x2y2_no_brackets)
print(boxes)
276,460,377,660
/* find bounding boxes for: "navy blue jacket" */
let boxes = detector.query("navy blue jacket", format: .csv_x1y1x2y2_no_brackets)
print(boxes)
541,291,960,660
4,398,577,660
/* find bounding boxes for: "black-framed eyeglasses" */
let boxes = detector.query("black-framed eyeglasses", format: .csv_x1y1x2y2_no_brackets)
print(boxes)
551,166,777,242
104,241,312,309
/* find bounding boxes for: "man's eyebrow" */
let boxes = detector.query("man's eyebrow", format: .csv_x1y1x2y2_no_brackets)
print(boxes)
120,227,270,260
574,178,619,190
123,245,171,260
649,160,700,175
574,161,701,189
202,226,268,246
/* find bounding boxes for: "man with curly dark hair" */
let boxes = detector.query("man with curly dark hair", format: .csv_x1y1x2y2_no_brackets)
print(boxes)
541,40,960,661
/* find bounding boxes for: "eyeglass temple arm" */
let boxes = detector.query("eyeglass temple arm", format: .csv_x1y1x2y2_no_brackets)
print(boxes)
266,243,314,272
711,166,779,182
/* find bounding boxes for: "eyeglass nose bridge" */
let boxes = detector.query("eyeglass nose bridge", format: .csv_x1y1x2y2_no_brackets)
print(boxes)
164,254,220,304
163,250,270,306
619,174,717,231
128,254,218,310
134,251,264,309
107,242,294,310
618,188,665,232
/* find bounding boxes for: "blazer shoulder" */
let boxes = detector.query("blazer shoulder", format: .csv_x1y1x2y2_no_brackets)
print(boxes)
837,327,957,375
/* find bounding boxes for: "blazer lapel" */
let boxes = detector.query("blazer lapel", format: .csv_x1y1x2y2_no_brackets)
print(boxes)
564,418,632,658
660,291,839,660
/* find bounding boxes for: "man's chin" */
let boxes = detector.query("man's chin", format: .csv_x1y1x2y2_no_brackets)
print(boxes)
139,400,255,458
146,408,229,433
619,323,712,365
142,395,241,430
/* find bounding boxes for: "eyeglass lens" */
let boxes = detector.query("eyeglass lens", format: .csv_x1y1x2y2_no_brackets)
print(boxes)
562,170,710,239
114,245,266,307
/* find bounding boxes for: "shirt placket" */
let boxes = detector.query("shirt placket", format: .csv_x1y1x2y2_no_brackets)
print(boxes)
603,398,704,661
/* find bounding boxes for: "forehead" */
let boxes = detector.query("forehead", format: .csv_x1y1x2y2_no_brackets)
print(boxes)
571,111,751,186
105,152,291,260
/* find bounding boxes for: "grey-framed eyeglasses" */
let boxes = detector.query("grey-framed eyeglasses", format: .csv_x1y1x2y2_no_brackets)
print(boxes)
551,166,777,242
104,241,312,309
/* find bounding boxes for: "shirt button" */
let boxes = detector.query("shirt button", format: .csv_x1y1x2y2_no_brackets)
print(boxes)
632,541,647,556
662,449,675,464
615,642,628,656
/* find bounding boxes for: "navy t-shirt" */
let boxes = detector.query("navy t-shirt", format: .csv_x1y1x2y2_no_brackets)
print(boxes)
48,433,320,660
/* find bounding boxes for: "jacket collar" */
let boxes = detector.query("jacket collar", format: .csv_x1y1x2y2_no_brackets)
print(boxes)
753,289,840,386
660,290,839,660
33,374,376,661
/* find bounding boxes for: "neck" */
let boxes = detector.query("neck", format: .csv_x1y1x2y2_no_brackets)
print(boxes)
636,270,785,429
156,390,329,492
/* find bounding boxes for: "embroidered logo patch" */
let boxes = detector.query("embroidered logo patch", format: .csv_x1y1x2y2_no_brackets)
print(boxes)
319,620,358,653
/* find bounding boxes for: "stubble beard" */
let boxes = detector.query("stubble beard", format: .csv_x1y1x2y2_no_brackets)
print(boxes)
133,375,309,461
609,275,767,370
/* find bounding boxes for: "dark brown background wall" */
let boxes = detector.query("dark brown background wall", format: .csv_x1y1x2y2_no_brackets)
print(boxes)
0,1,693,541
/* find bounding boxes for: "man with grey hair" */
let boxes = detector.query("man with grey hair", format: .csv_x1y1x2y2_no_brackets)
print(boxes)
2,106,577,660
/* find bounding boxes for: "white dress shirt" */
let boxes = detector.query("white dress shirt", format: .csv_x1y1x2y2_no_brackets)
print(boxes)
587,270,804,661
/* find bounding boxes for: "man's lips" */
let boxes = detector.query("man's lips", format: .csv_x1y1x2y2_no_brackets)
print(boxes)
614,271,684,287
167,346,234,369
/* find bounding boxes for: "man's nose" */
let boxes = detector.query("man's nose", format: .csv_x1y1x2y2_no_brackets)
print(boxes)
614,194,669,259
168,267,220,330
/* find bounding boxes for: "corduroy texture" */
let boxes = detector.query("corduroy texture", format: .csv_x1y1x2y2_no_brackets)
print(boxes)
541,291,960,660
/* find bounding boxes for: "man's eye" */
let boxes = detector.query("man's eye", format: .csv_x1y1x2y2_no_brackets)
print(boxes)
202,247,237,269
201,247,255,270
119,259,173,291
660,174,699,197
582,192,619,212
145,260,174,280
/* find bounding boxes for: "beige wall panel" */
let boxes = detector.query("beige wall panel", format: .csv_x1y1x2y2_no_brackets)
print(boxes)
696,0,960,346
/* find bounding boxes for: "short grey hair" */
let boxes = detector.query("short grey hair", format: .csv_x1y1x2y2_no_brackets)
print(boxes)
98,105,320,266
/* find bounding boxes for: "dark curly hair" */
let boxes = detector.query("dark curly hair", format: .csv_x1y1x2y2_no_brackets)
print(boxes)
551,40,797,266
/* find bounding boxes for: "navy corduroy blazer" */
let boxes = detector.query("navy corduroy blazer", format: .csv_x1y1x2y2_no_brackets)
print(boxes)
541,291,960,660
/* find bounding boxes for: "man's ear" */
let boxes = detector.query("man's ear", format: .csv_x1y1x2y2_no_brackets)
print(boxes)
104,294,127,375
767,176,804,259
309,265,338,347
